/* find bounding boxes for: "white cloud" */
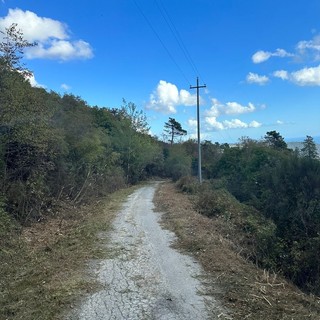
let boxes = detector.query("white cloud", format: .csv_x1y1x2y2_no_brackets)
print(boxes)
25,39,93,61
180,89,197,106
252,50,272,64
249,120,262,128
291,65,320,86
61,83,71,91
272,65,320,86
246,72,269,85
0,8,93,61
225,101,256,114
0,8,67,42
204,116,224,130
204,117,261,131
252,48,293,64
297,35,320,57
201,98,262,131
205,98,256,118
188,118,197,127
223,119,249,129
273,70,289,80
146,80,198,114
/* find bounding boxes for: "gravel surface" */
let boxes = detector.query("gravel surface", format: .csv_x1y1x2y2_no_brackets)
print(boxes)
68,182,223,319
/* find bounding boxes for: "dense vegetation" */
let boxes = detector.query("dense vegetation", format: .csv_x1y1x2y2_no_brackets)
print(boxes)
0,69,165,223
0,24,194,226
177,134,320,295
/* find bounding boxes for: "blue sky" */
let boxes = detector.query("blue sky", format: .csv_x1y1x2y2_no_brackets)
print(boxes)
0,0,319,143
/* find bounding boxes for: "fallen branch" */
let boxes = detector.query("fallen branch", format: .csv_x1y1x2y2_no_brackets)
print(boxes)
250,294,272,306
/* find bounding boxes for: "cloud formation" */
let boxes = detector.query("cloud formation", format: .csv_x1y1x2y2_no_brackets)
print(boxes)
273,70,289,80
61,83,71,91
146,80,197,114
273,65,320,86
202,98,261,131
246,72,269,85
0,8,93,61
296,34,320,61
204,117,261,131
291,65,320,86
205,98,256,118
250,35,320,86
252,48,293,64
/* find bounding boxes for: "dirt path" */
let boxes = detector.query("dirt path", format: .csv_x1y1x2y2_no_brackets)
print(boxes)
68,182,227,319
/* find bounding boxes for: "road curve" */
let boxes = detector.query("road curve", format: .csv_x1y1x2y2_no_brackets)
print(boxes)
68,182,215,320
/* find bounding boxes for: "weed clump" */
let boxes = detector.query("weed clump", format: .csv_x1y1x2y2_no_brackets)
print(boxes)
175,176,199,194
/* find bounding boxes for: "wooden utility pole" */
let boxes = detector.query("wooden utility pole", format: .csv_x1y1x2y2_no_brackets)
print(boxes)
190,77,206,184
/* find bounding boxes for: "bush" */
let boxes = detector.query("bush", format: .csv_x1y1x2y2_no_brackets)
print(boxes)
176,176,199,194
194,187,228,217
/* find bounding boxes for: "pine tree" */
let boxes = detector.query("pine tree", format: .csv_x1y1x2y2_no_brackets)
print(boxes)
301,135,318,159
164,118,187,145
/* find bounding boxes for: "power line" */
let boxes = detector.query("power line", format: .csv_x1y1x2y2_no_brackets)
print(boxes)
132,0,191,85
154,0,205,83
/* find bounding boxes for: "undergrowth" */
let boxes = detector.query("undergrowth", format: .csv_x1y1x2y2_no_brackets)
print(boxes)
176,176,280,270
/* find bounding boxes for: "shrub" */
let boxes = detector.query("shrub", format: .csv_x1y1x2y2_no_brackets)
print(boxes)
194,188,228,217
176,176,199,194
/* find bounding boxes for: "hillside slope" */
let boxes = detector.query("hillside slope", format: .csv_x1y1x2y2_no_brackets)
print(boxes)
154,181,320,320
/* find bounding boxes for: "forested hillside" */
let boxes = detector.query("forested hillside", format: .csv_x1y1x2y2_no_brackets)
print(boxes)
177,134,320,296
0,25,195,225
0,67,164,222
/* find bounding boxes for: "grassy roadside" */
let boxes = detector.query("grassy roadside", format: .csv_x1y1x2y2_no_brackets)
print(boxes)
0,186,137,320
154,181,320,320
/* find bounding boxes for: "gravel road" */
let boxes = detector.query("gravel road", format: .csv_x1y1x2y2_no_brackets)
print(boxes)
69,182,225,319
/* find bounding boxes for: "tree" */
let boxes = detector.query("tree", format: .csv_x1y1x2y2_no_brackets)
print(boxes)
301,135,318,159
164,144,192,181
120,99,150,134
264,131,287,150
0,23,36,75
164,118,187,145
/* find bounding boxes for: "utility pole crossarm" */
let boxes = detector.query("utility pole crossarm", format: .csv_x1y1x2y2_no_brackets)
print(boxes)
190,77,206,184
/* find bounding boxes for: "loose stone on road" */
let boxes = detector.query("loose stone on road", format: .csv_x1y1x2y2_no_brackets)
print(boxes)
69,182,226,319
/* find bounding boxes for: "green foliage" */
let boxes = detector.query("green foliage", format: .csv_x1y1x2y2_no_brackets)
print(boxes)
264,130,288,150
241,208,279,269
163,117,187,145
208,133,320,295
0,26,163,220
164,144,192,181
301,135,319,159
194,187,228,217
0,23,36,75
175,176,199,194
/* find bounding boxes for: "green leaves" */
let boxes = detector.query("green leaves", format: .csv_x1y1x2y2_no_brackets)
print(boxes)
164,117,187,145
301,135,319,159
0,23,36,75
211,134,320,294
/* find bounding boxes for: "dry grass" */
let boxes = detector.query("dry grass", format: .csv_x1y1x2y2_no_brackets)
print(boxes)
0,186,137,320
154,181,320,320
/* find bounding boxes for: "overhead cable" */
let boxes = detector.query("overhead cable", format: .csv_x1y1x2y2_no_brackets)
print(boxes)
154,0,205,83
133,0,191,85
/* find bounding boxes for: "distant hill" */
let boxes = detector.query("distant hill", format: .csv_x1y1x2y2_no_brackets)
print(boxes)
287,141,320,156
286,136,320,143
